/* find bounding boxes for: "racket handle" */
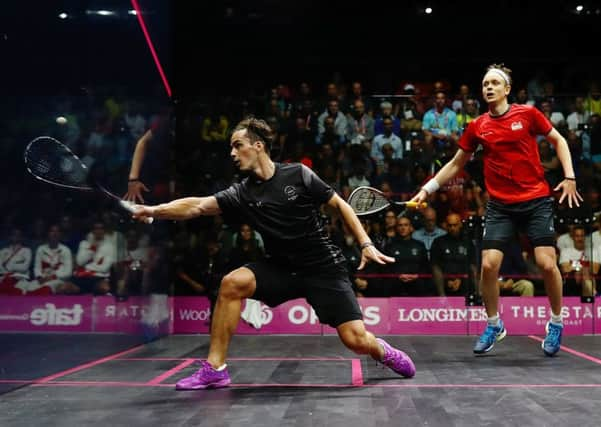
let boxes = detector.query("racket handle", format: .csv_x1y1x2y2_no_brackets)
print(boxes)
405,201,428,209
119,200,154,224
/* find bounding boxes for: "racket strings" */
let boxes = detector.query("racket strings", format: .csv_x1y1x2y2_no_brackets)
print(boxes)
348,188,388,214
25,137,90,189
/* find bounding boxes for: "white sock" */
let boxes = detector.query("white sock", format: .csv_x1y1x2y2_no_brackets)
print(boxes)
487,314,500,327
550,312,563,325
214,364,227,371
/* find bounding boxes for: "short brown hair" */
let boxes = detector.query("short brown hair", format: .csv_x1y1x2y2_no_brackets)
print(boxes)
233,116,275,152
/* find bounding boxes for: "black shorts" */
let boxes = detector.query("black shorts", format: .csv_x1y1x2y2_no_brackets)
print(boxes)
245,260,363,328
482,196,556,251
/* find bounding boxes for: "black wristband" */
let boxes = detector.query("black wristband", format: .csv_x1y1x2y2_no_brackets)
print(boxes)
128,178,140,182
360,242,374,250
564,177,576,181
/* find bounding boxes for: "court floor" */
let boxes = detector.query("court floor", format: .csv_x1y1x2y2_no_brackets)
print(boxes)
1,333,601,427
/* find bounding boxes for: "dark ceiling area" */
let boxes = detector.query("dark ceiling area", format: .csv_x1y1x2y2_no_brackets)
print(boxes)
2,1,601,98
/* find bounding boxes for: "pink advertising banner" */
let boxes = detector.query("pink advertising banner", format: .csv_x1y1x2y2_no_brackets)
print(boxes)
94,295,171,335
172,297,322,335
322,298,390,335
173,296,601,336
2,296,600,335
172,297,212,334
389,297,485,335
0,296,93,332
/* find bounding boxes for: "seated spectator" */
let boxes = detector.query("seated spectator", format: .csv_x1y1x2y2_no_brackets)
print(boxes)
514,87,536,106
59,214,85,254
539,98,566,131
371,118,403,165
287,116,317,155
346,99,374,146
566,96,591,137
316,116,346,147
0,227,39,295
200,110,229,144
374,101,401,137
379,208,398,252
559,225,599,296
412,206,447,259
317,100,348,146
228,224,265,270
422,90,459,154
346,163,371,193
456,96,480,135
347,81,373,115
72,221,115,295
87,210,126,263
399,109,423,135
34,224,75,294
111,228,149,299
405,136,433,173
430,213,477,296
384,216,431,296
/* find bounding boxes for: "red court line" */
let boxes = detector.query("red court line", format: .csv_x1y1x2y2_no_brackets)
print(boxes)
32,380,172,388
351,359,363,386
35,345,144,383
130,0,172,98
146,358,196,385
24,381,601,389
118,357,355,362
528,335,601,365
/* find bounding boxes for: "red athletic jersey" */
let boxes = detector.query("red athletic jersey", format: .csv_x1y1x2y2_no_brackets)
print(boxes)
458,104,552,204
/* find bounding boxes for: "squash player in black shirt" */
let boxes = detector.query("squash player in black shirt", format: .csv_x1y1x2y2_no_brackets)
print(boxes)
133,117,416,390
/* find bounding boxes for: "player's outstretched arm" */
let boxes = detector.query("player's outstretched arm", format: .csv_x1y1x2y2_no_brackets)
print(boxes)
132,196,221,222
410,148,472,203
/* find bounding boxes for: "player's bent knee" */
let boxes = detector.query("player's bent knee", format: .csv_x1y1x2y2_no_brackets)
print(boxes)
219,268,256,299
481,258,501,275
536,258,557,274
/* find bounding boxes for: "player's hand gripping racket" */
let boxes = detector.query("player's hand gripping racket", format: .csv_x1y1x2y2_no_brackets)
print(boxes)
24,136,153,224
348,186,427,216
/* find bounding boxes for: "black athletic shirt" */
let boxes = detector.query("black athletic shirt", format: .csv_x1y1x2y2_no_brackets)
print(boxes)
214,162,346,271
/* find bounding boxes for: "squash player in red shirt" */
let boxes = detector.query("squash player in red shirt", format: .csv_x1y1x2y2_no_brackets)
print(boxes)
411,63,582,356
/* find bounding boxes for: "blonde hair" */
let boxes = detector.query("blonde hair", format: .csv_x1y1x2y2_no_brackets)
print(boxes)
486,63,512,86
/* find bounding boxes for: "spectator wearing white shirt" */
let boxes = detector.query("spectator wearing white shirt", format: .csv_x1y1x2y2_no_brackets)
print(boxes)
539,98,566,130
558,225,599,296
0,227,33,294
34,224,74,294
566,96,591,137
73,221,115,295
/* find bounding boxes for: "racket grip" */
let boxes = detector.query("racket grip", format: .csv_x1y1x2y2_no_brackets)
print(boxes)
119,200,154,224
405,201,428,209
